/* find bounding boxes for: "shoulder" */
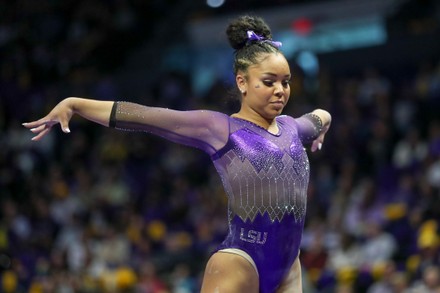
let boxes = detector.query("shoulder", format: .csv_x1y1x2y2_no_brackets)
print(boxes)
199,110,231,128
277,115,295,122
277,115,297,128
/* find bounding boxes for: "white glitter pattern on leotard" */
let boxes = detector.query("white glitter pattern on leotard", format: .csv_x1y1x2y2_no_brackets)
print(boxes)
225,152,308,222
214,117,313,223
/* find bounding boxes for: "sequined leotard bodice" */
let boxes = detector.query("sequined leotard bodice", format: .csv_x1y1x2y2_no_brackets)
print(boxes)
213,116,321,293
109,102,322,293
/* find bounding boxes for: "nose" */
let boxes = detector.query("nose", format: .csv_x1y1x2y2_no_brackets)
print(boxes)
274,83,284,96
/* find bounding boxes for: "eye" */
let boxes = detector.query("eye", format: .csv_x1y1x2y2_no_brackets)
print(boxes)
282,80,291,88
263,80,275,87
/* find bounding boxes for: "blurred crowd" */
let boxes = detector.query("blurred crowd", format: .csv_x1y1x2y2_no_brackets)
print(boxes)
1,1,440,293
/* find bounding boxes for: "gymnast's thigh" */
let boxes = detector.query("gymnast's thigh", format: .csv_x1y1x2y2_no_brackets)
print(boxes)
200,251,259,293
276,256,302,293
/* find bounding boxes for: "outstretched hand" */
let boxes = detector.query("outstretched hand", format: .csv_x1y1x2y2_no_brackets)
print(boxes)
22,99,73,141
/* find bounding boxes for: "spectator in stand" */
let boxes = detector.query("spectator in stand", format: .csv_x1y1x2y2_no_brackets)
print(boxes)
326,232,363,274
359,221,397,271
392,127,428,171
409,265,440,292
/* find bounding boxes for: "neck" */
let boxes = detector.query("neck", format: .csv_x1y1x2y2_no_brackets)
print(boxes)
231,112,279,134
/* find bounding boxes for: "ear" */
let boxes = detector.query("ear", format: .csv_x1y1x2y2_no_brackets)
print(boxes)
236,73,247,94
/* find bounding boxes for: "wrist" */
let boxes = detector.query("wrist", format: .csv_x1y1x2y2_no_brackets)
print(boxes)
64,97,80,113
313,109,331,127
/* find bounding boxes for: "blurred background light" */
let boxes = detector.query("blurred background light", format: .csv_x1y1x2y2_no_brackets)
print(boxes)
206,0,225,8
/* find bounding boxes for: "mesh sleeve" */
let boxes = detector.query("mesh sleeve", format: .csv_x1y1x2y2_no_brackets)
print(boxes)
109,101,230,155
294,113,323,144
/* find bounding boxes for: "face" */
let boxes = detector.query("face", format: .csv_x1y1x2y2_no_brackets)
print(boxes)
237,53,291,121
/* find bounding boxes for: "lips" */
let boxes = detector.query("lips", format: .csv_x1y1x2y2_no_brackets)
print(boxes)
271,101,284,105
270,101,285,110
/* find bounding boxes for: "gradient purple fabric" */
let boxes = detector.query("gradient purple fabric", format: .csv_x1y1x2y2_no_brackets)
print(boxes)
213,116,320,292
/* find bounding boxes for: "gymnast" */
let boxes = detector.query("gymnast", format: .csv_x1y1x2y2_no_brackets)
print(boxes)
23,14,331,293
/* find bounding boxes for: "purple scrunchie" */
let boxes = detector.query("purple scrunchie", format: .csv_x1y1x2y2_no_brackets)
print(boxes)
246,30,282,48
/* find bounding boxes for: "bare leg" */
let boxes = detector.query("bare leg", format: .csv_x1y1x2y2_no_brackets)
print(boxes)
200,251,259,293
276,256,302,293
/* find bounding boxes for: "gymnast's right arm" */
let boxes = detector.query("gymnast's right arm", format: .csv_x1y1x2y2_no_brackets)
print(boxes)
22,97,229,155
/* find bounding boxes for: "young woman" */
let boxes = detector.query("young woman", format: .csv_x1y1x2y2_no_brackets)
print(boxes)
23,15,331,293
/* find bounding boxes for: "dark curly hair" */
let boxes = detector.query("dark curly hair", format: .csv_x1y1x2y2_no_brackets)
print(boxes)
226,15,281,75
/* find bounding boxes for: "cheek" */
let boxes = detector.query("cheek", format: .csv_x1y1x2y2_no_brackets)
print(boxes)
252,87,271,100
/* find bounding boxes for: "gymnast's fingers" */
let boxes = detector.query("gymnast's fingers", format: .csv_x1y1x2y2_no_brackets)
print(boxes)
59,118,71,133
31,127,51,141
311,140,322,152
22,119,49,129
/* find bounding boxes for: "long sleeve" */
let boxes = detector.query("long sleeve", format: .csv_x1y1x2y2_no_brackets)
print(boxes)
294,113,323,145
109,101,230,155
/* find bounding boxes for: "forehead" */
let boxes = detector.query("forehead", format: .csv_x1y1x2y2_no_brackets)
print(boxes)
249,53,291,77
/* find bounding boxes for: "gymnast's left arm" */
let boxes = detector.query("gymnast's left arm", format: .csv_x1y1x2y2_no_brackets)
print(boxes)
310,109,331,152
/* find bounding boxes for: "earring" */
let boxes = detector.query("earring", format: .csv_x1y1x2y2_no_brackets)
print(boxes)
240,89,246,94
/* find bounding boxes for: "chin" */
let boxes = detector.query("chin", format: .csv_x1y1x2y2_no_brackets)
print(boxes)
264,113,280,121
273,109,284,116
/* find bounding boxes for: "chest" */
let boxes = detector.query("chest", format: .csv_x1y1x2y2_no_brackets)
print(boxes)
227,126,306,174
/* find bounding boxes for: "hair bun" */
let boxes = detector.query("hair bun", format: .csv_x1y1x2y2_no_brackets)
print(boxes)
226,15,272,50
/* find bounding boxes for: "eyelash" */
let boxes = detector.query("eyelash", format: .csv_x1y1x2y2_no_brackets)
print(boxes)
263,80,291,87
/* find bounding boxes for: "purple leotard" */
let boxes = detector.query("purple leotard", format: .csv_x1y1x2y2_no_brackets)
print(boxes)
110,102,323,293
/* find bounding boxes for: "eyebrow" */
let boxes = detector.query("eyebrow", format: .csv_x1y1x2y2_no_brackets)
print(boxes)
262,72,292,78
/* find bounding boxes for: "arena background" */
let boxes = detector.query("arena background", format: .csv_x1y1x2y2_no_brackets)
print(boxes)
1,0,440,292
